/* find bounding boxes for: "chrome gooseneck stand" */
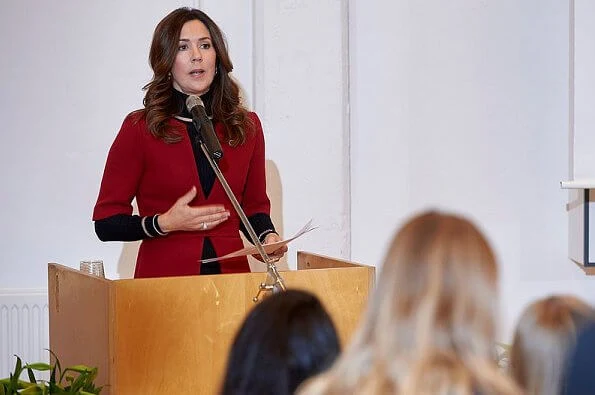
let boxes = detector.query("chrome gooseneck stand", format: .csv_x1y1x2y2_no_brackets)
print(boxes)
199,143,286,302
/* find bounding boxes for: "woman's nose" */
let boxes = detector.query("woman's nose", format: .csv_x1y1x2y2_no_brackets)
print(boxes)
191,46,202,62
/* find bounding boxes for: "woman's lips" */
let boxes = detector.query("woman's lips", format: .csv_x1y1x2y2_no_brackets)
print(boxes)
190,69,205,76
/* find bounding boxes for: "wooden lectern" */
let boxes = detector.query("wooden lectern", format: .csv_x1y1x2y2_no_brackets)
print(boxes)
48,252,374,394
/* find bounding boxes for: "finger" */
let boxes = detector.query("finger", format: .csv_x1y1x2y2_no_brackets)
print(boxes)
272,244,288,254
264,233,282,245
267,250,281,258
192,204,229,215
203,216,229,229
270,246,287,256
185,210,229,226
200,211,231,224
189,215,229,231
176,186,197,206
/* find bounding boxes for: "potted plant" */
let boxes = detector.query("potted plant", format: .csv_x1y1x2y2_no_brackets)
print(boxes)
0,351,103,394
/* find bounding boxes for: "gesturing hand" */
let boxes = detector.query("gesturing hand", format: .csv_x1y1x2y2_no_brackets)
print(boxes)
157,186,230,233
252,233,288,262
264,232,288,261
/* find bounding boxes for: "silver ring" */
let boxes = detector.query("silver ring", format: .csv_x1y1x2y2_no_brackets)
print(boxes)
202,222,208,230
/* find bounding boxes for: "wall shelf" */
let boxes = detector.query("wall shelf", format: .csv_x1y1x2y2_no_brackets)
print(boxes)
562,181,594,269
560,180,595,189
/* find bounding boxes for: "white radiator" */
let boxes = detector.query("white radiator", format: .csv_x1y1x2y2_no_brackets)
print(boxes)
0,289,49,379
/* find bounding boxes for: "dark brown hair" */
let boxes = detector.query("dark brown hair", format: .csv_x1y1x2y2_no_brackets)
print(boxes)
222,290,340,395
143,7,252,145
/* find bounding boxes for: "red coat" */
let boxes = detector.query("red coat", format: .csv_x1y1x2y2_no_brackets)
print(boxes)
93,111,271,278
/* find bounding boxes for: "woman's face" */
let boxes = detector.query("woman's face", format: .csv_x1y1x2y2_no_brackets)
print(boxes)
171,19,217,96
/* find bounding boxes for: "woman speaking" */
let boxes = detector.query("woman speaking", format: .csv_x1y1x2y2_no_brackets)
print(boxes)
93,8,286,278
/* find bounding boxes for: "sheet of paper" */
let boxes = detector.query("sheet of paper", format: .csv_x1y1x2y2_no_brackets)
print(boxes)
199,220,317,263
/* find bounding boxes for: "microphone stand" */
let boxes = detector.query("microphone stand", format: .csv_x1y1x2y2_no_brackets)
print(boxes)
199,143,286,301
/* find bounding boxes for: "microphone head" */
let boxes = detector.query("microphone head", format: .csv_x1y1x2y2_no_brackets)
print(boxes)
185,95,204,111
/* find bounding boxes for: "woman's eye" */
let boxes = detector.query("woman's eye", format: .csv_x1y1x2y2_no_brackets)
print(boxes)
178,44,188,51
200,43,211,49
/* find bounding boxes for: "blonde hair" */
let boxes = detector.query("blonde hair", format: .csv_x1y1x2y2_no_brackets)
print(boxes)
509,295,594,395
299,211,521,395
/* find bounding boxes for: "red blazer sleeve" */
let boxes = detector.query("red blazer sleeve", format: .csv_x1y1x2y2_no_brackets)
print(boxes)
241,113,271,217
93,113,144,220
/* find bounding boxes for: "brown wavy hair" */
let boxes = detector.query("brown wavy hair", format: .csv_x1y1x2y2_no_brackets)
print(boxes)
142,7,252,145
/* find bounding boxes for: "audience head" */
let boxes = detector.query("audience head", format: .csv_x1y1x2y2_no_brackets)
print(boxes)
564,320,595,394
299,210,520,394
509,295,594,395
221,289,340,395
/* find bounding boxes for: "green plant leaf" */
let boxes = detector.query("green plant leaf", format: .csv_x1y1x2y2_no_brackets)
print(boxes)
0,352,101,394
47,349,62,382
14,357,22,374
27,367,36,384
63,366,94,374
16,380,38,389
10,356,23,389
25,363,51,372
50,364,56,385
19,384,42,394
85,369,98,383
49,381,67,394
68,375,86,392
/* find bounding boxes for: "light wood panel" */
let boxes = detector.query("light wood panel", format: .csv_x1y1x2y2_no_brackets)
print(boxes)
111,273,259,394
48,264,112,392
48,253,374,394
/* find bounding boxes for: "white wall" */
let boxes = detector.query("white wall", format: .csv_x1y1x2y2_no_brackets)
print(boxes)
573,0,595,180
254,0,350,261
349,0,595,340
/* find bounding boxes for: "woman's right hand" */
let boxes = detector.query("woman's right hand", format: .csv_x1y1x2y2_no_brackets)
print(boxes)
157,186,230,233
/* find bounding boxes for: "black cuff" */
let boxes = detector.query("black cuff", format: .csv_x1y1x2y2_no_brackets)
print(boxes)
240,213,276,244
95,214,147,242
95,214,169,242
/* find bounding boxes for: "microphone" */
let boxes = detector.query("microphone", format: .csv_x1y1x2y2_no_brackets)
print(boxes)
185,95,223,161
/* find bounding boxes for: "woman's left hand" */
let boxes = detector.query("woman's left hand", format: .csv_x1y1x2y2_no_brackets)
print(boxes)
262,233,288,262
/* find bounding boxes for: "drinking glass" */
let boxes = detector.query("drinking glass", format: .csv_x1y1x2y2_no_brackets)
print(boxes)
80,260,105,278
